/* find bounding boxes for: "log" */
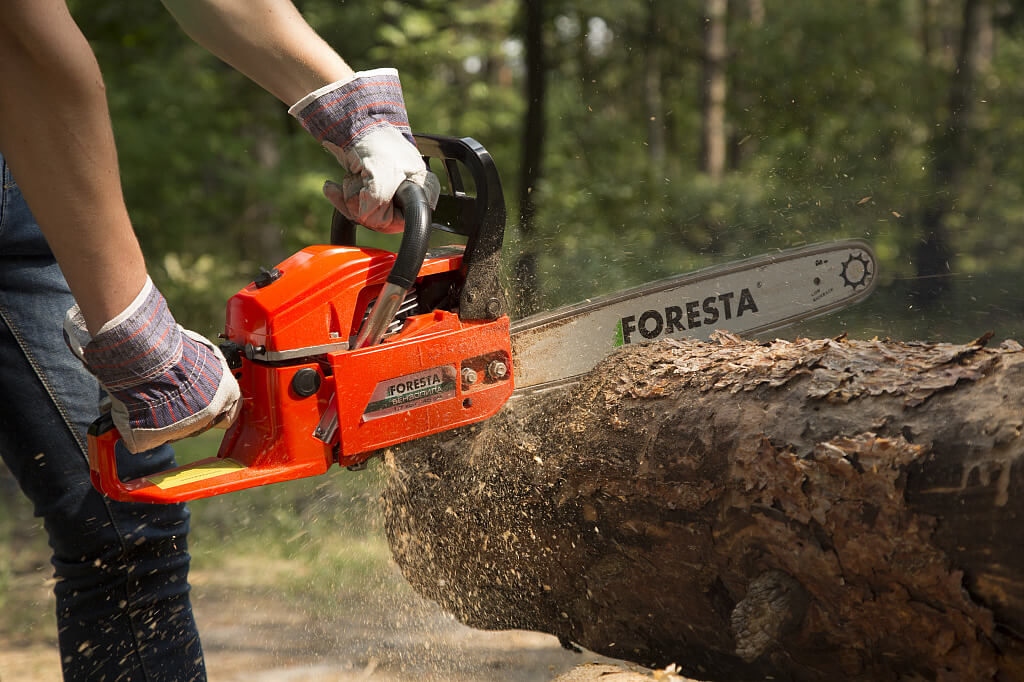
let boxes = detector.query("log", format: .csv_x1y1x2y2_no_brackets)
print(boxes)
381,332,1024,681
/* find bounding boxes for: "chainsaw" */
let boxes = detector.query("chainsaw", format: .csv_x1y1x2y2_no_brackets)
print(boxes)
87,134,878,503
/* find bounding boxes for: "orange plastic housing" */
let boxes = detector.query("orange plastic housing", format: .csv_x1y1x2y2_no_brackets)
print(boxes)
87,245,514,503
223,244,466,354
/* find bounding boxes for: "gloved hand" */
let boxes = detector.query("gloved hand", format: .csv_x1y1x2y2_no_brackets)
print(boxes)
63,277,241,454
288,68,440,233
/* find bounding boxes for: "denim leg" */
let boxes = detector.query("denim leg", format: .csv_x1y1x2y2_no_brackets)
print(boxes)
0,157,205,681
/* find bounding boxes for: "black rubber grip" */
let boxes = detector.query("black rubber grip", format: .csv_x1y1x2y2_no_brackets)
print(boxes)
88,411,116,437
387,181,432,289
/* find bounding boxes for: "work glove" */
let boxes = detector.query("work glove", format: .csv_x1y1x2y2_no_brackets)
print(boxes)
63,277,241,454
288,67,440,233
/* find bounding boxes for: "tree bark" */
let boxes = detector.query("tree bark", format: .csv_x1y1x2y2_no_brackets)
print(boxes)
699,0,728,182
514,0,547,317
383,332,1024,681
915,0,993,303
644,0,666,175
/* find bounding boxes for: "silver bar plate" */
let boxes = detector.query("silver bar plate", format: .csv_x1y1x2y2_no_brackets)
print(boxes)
511,240,877,393
249,341,350,363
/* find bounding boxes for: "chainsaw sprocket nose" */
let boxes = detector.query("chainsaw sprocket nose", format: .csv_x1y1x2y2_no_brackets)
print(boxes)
86,135,515,503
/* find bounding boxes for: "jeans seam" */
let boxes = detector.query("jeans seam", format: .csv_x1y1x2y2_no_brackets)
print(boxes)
0,301,156,681
0,159,9,238
0,303,88,455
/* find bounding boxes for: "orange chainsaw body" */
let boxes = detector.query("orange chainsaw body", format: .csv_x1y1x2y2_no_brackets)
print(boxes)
88,134,513,503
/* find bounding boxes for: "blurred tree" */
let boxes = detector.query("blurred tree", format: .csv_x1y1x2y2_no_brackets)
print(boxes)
514,0,548,316
700,0,728,182
643,0,667,175
915,0,994,302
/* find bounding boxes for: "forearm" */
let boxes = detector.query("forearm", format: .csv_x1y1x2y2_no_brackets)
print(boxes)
0,1,147,334
160,0,354,105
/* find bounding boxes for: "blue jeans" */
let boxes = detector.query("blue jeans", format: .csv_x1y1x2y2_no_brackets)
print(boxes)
0,155,205,681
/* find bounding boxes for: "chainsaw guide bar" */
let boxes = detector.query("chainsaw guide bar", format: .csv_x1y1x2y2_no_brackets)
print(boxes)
510,240,877,393
86,135,877,503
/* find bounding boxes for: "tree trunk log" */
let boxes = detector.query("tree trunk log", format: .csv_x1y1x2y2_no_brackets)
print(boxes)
382,332,1024,681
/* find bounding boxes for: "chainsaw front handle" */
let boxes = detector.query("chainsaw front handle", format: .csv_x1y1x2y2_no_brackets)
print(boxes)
350,180,432,348
387,180,432,289
333,134,509,322
329,179,432,286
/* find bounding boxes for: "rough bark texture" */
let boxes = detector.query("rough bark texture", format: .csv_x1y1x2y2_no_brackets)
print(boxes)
382,332,1024,681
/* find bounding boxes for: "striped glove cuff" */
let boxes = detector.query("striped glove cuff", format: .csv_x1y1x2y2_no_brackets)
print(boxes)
64,278,240,453
288,67,415,149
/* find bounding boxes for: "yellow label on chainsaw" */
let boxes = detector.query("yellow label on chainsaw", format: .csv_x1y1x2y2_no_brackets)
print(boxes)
145,459,247,489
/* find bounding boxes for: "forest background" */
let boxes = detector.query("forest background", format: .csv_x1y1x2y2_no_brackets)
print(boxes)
67,0,1024,343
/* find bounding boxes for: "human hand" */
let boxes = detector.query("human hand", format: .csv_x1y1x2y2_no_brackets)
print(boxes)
64,278,240,454
289,68,439,233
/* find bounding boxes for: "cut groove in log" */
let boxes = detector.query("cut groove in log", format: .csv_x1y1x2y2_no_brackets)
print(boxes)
382,332,1024,681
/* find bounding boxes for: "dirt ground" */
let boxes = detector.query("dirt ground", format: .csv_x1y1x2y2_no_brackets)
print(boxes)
0,552,650,682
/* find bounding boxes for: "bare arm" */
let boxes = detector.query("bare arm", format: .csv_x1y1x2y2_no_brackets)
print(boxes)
0,0,147,334
160,0,354,105
0,0,352,335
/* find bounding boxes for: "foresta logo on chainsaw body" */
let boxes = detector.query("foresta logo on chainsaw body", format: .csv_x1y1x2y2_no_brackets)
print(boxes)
614,288,759,346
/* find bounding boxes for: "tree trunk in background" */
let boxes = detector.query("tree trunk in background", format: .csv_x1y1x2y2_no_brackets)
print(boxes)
700,0,728,182
384,333,1024,681
920,0,938,63
747,0,765,26
514,0,546,317
915,0,992,303
644,0,666,176
729,0,765,169
236,121,285,266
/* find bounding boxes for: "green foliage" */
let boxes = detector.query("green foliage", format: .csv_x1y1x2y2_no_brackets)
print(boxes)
62,0,1024,339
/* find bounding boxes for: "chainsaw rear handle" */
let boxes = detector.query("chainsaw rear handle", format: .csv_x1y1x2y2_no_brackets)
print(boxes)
87,413,118,492
87,412,146,503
